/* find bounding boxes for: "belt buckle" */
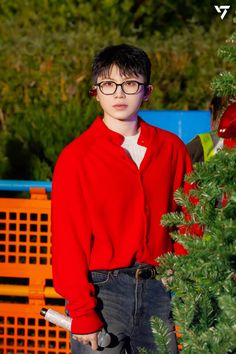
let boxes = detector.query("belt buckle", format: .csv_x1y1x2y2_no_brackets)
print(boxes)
135,268,156,280
150,268,156,279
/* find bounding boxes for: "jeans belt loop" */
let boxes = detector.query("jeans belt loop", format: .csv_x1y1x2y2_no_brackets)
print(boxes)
113,270,119,277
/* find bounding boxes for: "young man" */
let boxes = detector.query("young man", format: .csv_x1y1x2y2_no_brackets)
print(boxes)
51,44,192,353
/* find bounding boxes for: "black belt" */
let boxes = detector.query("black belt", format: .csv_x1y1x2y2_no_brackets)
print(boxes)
111,266,157,280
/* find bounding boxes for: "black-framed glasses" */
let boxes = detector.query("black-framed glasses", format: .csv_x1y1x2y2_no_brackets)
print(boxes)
95,80,146,95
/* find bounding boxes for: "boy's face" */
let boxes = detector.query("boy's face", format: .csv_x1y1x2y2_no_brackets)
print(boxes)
95,65,152,123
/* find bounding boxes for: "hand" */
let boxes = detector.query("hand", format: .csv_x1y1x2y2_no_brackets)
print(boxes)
72,331,100,351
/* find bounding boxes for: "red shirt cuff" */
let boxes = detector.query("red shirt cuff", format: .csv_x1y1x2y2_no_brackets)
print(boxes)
71,309,104,334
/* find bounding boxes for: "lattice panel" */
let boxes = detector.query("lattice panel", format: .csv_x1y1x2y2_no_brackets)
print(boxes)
0,305,70,354
0,195,70,353
0,209,51,267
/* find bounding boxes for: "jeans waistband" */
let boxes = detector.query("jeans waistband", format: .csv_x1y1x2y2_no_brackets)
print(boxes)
91,264,157,280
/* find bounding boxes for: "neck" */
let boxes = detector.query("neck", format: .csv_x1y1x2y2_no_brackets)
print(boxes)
103,115,139,137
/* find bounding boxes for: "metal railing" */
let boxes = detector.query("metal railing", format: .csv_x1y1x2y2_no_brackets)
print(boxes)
0,180,52,192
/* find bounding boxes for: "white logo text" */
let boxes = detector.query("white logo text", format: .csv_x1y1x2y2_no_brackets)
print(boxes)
214,5,231,20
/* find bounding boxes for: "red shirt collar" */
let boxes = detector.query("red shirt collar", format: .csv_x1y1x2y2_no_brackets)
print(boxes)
90,116,154,147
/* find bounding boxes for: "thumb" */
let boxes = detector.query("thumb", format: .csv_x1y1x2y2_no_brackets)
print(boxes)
90,334,99,351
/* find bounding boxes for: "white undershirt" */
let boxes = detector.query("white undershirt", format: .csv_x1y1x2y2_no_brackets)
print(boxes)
121,130,147,168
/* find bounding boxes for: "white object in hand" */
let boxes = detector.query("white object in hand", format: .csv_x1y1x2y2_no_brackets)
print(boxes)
40,308,111,348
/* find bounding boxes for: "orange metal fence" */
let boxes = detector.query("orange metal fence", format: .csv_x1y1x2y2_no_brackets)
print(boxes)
0,187,70,354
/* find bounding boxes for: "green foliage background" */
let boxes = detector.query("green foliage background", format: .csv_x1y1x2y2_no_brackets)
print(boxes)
0,0,235,180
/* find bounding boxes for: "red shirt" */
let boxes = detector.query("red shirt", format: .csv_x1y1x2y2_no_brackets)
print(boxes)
51,116,192,334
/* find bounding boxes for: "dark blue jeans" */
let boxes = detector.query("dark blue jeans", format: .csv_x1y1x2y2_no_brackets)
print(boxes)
71,266,178,354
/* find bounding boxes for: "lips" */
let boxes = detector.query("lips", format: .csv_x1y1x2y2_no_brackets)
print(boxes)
112,104,128,110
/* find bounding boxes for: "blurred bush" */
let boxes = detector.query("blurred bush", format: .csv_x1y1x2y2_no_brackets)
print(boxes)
0,0,234,180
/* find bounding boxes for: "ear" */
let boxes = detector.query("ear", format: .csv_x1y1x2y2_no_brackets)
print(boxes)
143,85,153,101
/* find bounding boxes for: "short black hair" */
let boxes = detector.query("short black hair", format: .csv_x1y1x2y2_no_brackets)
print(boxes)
92,44,151,85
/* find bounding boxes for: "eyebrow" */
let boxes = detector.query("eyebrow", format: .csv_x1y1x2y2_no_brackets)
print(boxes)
98,72,142,80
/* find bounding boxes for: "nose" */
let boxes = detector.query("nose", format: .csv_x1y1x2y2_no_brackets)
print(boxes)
114,84,125,98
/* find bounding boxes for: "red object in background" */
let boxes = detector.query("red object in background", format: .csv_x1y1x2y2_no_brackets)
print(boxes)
218,102,236,139
224,138,236,148
218,102,236,209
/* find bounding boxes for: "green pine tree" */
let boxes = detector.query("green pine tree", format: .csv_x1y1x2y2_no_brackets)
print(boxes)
149,17,236,354
158,149,236,353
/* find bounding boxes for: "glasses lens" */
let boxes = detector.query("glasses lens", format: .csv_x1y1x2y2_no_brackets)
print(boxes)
100,81,116,94
122,81,139,94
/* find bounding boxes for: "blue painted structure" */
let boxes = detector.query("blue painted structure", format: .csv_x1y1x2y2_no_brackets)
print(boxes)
0,180,52,192
139,110,211,144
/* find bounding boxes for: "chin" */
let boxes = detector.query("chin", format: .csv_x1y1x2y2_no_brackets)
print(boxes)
112,113,135,121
